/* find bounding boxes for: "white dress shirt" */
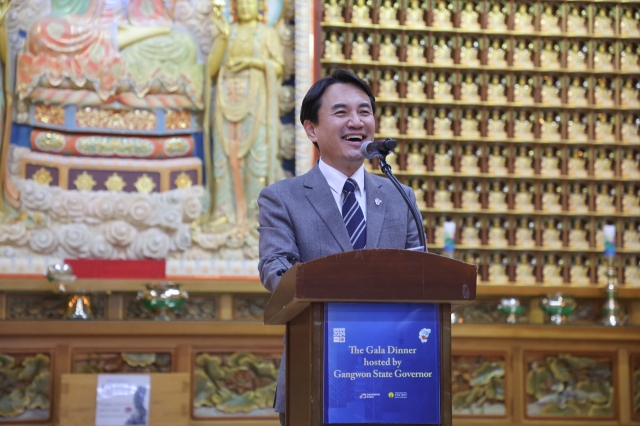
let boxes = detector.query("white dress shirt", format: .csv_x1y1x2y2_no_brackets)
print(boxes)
318,158,367,219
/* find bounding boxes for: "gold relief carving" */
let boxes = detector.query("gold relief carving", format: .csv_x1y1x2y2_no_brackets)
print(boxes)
134,173,156,194
76,137,154,157
164,138,190,157
165,110,191,130
35,132,65,152
452,354,506,415
0,353,51,420
74,352,172,373
75,107,156,131
32,167,53,186
74,171,97,191
174,172,193,189
34,104,65,125
105,173,126,192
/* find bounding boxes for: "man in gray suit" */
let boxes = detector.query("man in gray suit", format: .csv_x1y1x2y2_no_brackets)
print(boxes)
257,69,424,425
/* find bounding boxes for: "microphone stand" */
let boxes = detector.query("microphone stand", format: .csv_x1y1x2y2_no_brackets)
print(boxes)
378,157,427,253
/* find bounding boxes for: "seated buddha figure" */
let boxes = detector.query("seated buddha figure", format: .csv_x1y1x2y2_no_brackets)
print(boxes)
324,0,344,23
568,183,588,213
514,182,535,212
624,222,640,251
459,39,480,67
568,220,589,250
460,74,480,102
594,79,614,107
433,180,454,210
514,4,534,32
567,43,588,71
487,253,509,284
461,181,482,210
325,32,345,60
622,151,640,179
513,41,534,69
487,182,508,212
406,71,426,100
385,150,400,170
410,180,427,210
406,37,427,64
460,110,480,139
543,220,563,249
406,143,427,173
567,113,588,142
460,2,481,30
378,0,399,26
487,217,508,247
567,77,588,106
515,218,535,248
594,43,614,72
567,6,587,35
620,45,639,72
513,75,534,104
622,186,640,215
351,0,372,24
540,148,561,178
540,4,561,33
407,107,427,137
487,40,507,68
487,110,507,140
351,33,372,61
379,35,399,63
540,112,561,141
621,9,640,37
516,254,536,285
514,111,534,139
432,0,453,28
488,145,508,175
541,77,561,105
460,145,480,174
432,217,445,245
514,146,534,176
621,79,640,108
540,42,560,69
487,75,507,103
379,106,400,135
594,8,614,36
461,216,481,246
625,257,640,287
405,0,426,27
433,143,454,173
622,115,640,144
593,150,614,179
378,70,399,100
542,182,562,212
568,151,588,178
433,73,453,102
543,256,564,285
594,114,615,143
570,256,591,286
433,109,453,138
595,184,616,214
432,38,454,65
487,3,507,31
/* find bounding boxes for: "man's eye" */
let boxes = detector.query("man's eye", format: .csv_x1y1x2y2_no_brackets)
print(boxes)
360,110,371,115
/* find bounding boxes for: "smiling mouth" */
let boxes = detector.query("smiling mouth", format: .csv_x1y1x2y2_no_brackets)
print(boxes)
342,134,366,142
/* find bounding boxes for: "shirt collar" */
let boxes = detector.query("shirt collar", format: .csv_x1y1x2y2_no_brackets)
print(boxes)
318,158,365,195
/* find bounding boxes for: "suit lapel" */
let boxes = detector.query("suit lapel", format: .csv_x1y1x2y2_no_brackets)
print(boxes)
365,171,385,248
304,165,353,252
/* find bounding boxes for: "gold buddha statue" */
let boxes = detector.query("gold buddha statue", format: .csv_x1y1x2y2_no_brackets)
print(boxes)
487,3,507,31
406,37,427,64
568,183,588,212
487,217,508,247
625,257,640,287
543,220,563,249
567,113,588,142
351,33,372,62
406,143,427,173
541,77,561,105
433,180,454,210
488,182,508,212
624,222,640,250
405,0,427,27
594,114,615,143
433,109,454,138
541,148,561,178
620,45,640,72
514,147,534,177
514,182,535,212
460,144,480,174
516,254,536,285
459,39,480,67
378,70,399,100
406,71,426,100
540,112,561,141
567,43,588,70
379,106,400,135
567,77,588,106
568,221,589,250
460,110,480,138
594,8,614,36
594,79,614,107
540,4,561,33
514,4,534,32
379,0,399,26
461,216,481,246
324,32,345,60
433,143,454,173
407,107,427,137
460,74,480,102
570,257,591,286
432,0,453,28
488,145,508,175
433,73,453,102
386,149,401,170
513,41,534,69
593,150,614,179
540,42,560,69
514,111,534,139
411,179,427,210
460,2,481,30
622,186,640,214
543,256,564,285
487,253,509,284
542,183,562,212
433,217,445,245
595,185,616,214
432,38,454,65
622,115,640,144
379,34,399,63
324,0,344,23
568,151,588,178
621,79,640,108
594,43,614,71
513,75,534,104
597,259,610,285
487,40,507,68
351,0,372,24
487,75,507,103
487,110,507,140
515,218,535,248
461,181,482,210
567,6,587,35
621,9,640,37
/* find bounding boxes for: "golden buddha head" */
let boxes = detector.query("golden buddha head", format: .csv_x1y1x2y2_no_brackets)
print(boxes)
492,181,501,192
464,2,474,12
544,4,554,15
492,145,500,155
519,253,528,264
411,36,420,46
598,8,608,18
437,37,446,47
491,110,500,120
384,106,394,116
465,216,474,226
438,143,446,154
492,253,501,264
411,106,421,117
329,31,339,42
411,71,420,82
546,182,554,192
437,108,447,119
237,0,260,22
384,34,393,44
437,1,446,11
465,180,474,191
572,77,581,87
491,75,500,85
570,6,579,16
356,33,365,43
464,110,474,120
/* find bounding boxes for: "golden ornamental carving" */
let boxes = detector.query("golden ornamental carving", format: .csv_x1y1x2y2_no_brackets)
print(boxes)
165,111,192,130
105,173,126,192
73,171,97,191
35,132,65,152
32,167,53,186
76,137,154,157
174,172,193,189
134,174,156,194
75,107,156,131
34,104,65,125
164,137,190,157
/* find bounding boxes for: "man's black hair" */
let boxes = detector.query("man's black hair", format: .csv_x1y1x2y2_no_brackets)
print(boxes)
300,69,376,149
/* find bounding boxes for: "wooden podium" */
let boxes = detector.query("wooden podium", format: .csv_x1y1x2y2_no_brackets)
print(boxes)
264,249,476,426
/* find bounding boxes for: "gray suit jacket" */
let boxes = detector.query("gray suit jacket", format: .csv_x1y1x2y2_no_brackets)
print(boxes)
257,163,424,413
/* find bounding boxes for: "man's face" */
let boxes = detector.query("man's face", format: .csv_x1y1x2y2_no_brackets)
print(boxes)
304,83,375,172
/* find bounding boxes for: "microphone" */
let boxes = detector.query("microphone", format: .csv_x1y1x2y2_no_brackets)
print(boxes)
360,139,397,159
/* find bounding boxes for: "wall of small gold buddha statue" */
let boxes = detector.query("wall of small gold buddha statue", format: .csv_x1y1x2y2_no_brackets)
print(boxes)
319,0,640,288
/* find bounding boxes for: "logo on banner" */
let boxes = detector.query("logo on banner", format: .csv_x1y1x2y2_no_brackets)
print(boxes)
359,393,380,399
333,328,345,343
388,391,408,399
418,328,431,343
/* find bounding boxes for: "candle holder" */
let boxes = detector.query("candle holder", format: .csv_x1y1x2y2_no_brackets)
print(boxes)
498,297,524,324
137,283,188,321
601,256,625,326
541,293,576,325
45,263,93,320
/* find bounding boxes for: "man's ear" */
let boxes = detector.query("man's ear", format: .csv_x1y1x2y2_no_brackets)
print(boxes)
303,120,318,144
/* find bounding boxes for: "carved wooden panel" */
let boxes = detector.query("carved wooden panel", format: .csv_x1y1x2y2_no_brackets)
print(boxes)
234,295,270,321
123,293,217,320
452,353,506,416
73,352,173,374
0,352,52,423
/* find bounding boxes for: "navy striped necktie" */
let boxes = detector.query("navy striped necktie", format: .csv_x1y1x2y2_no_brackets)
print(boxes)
342,178,366,250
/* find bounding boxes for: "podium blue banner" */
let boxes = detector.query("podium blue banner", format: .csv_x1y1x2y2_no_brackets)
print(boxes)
324,303,441,424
